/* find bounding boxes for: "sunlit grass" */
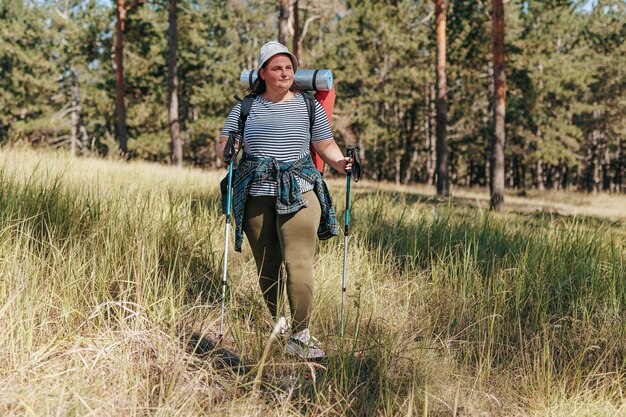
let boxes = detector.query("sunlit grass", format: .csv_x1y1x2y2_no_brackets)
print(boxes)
340,179,626,223
0,147,624,416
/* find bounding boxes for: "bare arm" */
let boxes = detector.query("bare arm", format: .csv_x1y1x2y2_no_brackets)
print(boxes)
216,136,228,164
215,136,239,165
312,139,351,174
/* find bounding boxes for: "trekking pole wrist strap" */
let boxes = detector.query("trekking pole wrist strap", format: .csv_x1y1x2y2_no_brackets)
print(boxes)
346,147,362,182
224,131,241,163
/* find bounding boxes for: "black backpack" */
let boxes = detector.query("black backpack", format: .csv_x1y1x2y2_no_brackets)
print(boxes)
221,92,319,209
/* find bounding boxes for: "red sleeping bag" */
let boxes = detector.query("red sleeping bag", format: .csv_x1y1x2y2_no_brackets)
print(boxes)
311,86,336,173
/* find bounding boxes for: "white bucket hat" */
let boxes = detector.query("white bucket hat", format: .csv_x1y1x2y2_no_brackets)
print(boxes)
257,41,298,71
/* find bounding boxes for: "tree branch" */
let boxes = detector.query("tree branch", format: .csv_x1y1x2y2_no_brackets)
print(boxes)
300,15,321,46
421,10,434,24
126,0,146,12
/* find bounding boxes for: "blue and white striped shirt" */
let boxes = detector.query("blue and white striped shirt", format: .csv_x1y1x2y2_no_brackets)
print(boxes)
221,92,333,196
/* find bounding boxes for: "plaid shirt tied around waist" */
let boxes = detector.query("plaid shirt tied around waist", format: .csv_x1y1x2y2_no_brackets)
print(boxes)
225,152,339,252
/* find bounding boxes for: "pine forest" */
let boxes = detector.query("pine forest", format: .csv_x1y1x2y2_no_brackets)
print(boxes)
1,0,624,194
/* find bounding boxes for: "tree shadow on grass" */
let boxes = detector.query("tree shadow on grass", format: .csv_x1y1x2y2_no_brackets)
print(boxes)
348,189,625,373
158,192,225,305
351,188,623,291
248,316,413,417
350,190,525,274
0,171,102,250
183,331,248,374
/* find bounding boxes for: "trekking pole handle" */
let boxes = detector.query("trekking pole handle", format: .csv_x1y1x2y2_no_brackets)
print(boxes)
345,147,361,182
224,131,241,164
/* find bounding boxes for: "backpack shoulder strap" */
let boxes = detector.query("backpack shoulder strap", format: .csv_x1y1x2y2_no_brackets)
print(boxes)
237,94,256,136
301,91,316,137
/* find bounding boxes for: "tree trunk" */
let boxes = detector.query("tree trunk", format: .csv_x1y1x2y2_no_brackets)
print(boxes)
507,158,514,188
70,69,79,158
435,0,449,196
616,138,624,193
168,0,182,167
602,144,610,191
592,149,601,193
115,0,129,156
77,81,89,152
69,67,89,156
449,152,457,184
70,108,77,157
292,0,300,63
402,105,417,184
279,0,290,45
536,159,544,191
514,156,523,189
489,0,505,211
586,106,603,193
395,155,401,185
561,163,570,191
546,164,558,190
588,132,599,193
425,83,436,186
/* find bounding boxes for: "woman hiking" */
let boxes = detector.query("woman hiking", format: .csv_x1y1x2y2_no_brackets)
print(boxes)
217,41,350,360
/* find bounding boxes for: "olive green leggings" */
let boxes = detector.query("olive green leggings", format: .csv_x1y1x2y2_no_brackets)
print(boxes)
243,191,321,333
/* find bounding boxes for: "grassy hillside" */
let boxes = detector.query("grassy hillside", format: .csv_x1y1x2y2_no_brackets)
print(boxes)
0,148,624,416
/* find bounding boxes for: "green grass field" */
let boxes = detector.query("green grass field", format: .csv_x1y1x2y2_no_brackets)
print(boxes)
1,147,624,416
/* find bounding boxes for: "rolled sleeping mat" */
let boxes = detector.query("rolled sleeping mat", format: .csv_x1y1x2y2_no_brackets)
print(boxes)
240,69,333,91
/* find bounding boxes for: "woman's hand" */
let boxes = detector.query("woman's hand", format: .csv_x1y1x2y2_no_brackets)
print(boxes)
333,156,353,175
216,136,228,164
216,135,240,164
312,139,352,175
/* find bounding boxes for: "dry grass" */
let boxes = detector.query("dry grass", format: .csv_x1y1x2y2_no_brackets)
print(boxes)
338,179,626,222
1,147,624,416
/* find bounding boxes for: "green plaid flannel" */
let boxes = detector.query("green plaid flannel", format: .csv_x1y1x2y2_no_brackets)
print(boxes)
228,152,339,252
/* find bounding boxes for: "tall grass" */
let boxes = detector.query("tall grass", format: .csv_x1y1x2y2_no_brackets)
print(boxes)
0,148,624,416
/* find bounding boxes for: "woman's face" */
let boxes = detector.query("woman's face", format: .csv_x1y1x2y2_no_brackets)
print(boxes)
259,54,295,93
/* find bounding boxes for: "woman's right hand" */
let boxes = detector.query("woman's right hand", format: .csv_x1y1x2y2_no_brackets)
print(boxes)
217,136,240,164
333,156,352,175
216,136,228,164
312,139,352,175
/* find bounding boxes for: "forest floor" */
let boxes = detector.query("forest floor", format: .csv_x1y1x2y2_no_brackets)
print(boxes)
328,178,626,222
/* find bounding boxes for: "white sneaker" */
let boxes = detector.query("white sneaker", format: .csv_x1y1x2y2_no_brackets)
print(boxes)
272,316,289,338
285,328,326,360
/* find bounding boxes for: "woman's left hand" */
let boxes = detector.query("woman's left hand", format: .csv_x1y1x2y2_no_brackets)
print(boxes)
312,139,354,175
335,156,353,175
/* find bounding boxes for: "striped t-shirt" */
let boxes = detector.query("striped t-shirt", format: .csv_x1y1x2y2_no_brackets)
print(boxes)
221,92,333,196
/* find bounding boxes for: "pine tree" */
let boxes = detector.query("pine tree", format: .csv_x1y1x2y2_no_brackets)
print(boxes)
580,0,626,192
114,0,130,155
508,0,590,190
168,0,182,166
324,0,432,183
490,0,506,210
46,1,107,156
0,1,59,143
435,0,449,195
279,0,291,45
446,0,493,188
1,0,622,192
292,0,300,62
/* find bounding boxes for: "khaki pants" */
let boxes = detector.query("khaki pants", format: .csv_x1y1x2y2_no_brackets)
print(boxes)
243,191,321,333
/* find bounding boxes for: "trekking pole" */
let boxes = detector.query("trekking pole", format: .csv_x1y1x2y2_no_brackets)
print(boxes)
219,132,239,338
341,147,361,338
